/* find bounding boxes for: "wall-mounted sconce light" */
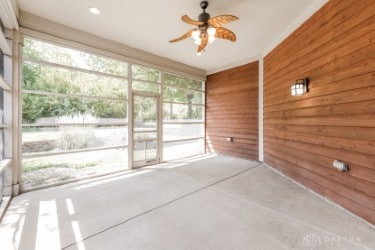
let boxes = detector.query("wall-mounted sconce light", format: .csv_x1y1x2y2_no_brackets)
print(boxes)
291,78,308,96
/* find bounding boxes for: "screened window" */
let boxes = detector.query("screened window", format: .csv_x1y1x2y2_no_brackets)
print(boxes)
162,73,205,160
23,39,128,77
131,64,161,93
22,37,129,190
21,37,206,189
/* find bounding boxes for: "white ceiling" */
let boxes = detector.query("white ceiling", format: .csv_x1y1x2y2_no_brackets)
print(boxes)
17,0,320,73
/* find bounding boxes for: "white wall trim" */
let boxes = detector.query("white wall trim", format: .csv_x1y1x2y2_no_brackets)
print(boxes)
258,56,264,162
0,76,10,90
0,29,11,55
262,0,328,57
13,30,21,194
0,0,19,30
127,63,133,169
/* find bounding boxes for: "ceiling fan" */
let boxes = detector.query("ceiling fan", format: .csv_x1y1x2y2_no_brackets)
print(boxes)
169,1,239,56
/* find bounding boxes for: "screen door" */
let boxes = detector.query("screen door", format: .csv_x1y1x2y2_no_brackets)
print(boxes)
132,92,160,168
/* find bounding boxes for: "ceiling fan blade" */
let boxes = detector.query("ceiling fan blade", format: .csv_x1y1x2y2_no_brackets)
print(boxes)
169,29,195,43
208,15,239,27
215,27,237,42
197,34,208,53
182,15,204,26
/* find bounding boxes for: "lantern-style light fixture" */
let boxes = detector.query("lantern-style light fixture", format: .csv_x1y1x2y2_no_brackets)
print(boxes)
291,78,308,96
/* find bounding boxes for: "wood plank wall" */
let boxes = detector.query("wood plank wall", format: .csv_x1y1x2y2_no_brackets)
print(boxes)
263,0,375,224
206,62,259,160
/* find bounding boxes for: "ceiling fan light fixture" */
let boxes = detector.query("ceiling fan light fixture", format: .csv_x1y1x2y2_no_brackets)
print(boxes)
194,37,202,45
207,27,216,43
169,1,238,55
192,30,200,39
89,7,100,15
207,27,216,37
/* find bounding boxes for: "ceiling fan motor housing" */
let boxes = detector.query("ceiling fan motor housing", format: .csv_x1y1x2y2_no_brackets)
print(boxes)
198,12,210,23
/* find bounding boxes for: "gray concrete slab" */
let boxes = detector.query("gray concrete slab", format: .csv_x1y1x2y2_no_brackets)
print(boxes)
155,154,260,186
0,168,204,249
0,154,373,250
65,188,368,250
212,165,375,248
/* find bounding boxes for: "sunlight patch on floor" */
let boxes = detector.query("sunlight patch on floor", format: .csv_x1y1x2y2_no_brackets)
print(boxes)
71,221,85,250
36,200,60,250
74,169,154,190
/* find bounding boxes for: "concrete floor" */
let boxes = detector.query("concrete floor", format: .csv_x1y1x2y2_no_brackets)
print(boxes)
0,154,374,250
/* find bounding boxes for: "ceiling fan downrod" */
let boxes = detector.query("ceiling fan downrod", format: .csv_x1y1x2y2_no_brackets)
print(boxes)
198,1,210,23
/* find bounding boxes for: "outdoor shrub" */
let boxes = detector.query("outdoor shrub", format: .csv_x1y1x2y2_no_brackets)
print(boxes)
56,113,99,150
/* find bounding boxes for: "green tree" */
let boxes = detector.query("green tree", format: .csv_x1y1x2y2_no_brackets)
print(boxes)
21,38,203,123
22,38,128,122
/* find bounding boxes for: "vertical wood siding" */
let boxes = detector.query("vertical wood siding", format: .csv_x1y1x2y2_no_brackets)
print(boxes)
206,62,259,160
264,0,375,224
